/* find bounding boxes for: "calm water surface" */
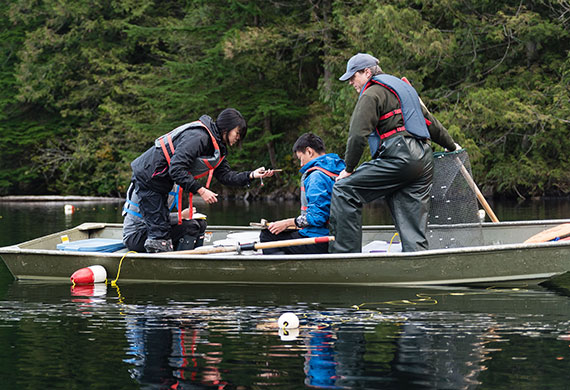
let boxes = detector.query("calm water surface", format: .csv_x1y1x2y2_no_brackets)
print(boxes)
1,199,570,389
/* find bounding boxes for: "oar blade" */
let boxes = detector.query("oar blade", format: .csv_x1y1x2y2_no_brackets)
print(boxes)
524,223,570,243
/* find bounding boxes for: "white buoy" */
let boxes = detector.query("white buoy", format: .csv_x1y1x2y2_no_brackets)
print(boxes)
278,312,299,329
478,209,486,223
70,265,107,285
279,327,300,341
64,204,75,214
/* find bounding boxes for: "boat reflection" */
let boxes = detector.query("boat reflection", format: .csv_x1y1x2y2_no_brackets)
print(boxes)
113,283,568,389
2,281,569,389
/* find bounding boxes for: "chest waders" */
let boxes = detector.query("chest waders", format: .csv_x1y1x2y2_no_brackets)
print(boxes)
123,183,181,219
330,75,434,253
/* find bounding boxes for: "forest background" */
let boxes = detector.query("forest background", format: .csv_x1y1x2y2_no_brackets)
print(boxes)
1,0,569,199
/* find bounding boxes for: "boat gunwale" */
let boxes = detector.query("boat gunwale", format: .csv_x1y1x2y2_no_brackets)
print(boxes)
3,219,570,285
2,219,570,261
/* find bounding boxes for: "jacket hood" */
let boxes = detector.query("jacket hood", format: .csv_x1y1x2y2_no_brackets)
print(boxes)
300,153,345,175
199,115,220,139
200,114,227,154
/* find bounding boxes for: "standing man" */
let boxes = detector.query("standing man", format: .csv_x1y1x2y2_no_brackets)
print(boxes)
329,53,459,253
260,133,345,254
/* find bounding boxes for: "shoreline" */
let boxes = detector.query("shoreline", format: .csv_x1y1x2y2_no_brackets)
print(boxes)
0,195,124,202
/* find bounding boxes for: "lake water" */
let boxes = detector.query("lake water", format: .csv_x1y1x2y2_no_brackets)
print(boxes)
1,199,570,389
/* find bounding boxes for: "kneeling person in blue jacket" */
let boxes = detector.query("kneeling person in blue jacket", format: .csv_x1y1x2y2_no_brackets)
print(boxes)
260,133,345,254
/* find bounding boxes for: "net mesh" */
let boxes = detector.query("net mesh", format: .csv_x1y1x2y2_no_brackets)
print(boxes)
427,149,484,249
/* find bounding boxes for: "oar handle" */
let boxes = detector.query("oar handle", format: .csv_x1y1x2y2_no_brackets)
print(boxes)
176,236,335,255
253,236,334,250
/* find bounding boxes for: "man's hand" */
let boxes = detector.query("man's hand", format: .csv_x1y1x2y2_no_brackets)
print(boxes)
198,187,218,204
268,218,295,235
336,169,352,182
446,143,462,152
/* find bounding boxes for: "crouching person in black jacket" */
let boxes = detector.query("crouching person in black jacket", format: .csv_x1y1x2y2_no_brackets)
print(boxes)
122,183,208,252
128,108,274,253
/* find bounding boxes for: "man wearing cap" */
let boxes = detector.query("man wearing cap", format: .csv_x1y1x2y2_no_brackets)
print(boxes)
329,53,459,253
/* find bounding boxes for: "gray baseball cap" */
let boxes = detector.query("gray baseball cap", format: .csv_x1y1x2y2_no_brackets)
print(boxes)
339,53,379,81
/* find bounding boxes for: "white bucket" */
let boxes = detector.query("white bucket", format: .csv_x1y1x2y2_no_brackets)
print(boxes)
362,240,402,253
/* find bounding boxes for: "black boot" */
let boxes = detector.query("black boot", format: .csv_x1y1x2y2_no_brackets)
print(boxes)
176,234,198,251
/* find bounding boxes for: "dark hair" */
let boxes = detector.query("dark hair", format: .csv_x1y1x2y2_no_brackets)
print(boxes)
292,133,326,154
216,108,247,140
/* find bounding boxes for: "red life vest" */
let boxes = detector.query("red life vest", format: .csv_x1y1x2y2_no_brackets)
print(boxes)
155,120,224,223
300,167,339,214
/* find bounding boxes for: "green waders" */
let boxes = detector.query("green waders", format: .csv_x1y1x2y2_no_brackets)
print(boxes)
329,135,433,253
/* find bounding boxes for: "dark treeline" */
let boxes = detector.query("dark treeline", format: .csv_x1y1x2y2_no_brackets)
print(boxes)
1,0,569,199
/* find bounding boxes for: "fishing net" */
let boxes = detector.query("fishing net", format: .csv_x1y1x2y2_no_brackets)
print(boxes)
427,149,484,249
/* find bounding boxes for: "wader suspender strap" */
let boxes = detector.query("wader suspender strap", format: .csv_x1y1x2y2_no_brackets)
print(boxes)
123,183,143,218
123,199,143,218
158,121,223,223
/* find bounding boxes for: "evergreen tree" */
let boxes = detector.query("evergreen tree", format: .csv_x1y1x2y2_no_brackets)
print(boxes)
0,0,568,198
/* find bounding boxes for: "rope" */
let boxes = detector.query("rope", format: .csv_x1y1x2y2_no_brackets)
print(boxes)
388,232,399,251
296,286,528,329
109,251,137,287
110,283,125,306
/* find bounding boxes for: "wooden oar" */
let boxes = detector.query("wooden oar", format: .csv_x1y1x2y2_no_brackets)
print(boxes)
524,223,570,243
249,218,298,230
401,76,499,223
249,218,270,228
175,236,335,255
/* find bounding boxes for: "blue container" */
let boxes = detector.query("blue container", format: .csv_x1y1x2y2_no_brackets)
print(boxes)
57,238,125,252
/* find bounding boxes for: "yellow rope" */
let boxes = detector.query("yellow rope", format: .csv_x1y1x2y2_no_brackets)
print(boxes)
352,293,439,310
388,232,399,251
110,283,125,305
299,286,528,329
109,251,137,287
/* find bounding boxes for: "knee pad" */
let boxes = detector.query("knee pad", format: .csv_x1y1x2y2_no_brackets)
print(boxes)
195,233,205,248
181,219,208,235
176,235,198,251
144,238,173,253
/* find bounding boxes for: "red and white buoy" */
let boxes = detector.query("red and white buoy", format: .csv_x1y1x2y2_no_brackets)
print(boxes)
70,265,107,285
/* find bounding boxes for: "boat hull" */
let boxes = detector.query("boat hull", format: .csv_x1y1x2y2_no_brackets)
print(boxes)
2,221,570,286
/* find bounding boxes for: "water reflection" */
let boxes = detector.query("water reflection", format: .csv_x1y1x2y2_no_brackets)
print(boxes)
2,200,570,388
113,287,570,389
1,283,561,389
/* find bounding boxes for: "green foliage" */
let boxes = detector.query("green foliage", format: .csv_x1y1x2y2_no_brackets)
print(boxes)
0,0,568,198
